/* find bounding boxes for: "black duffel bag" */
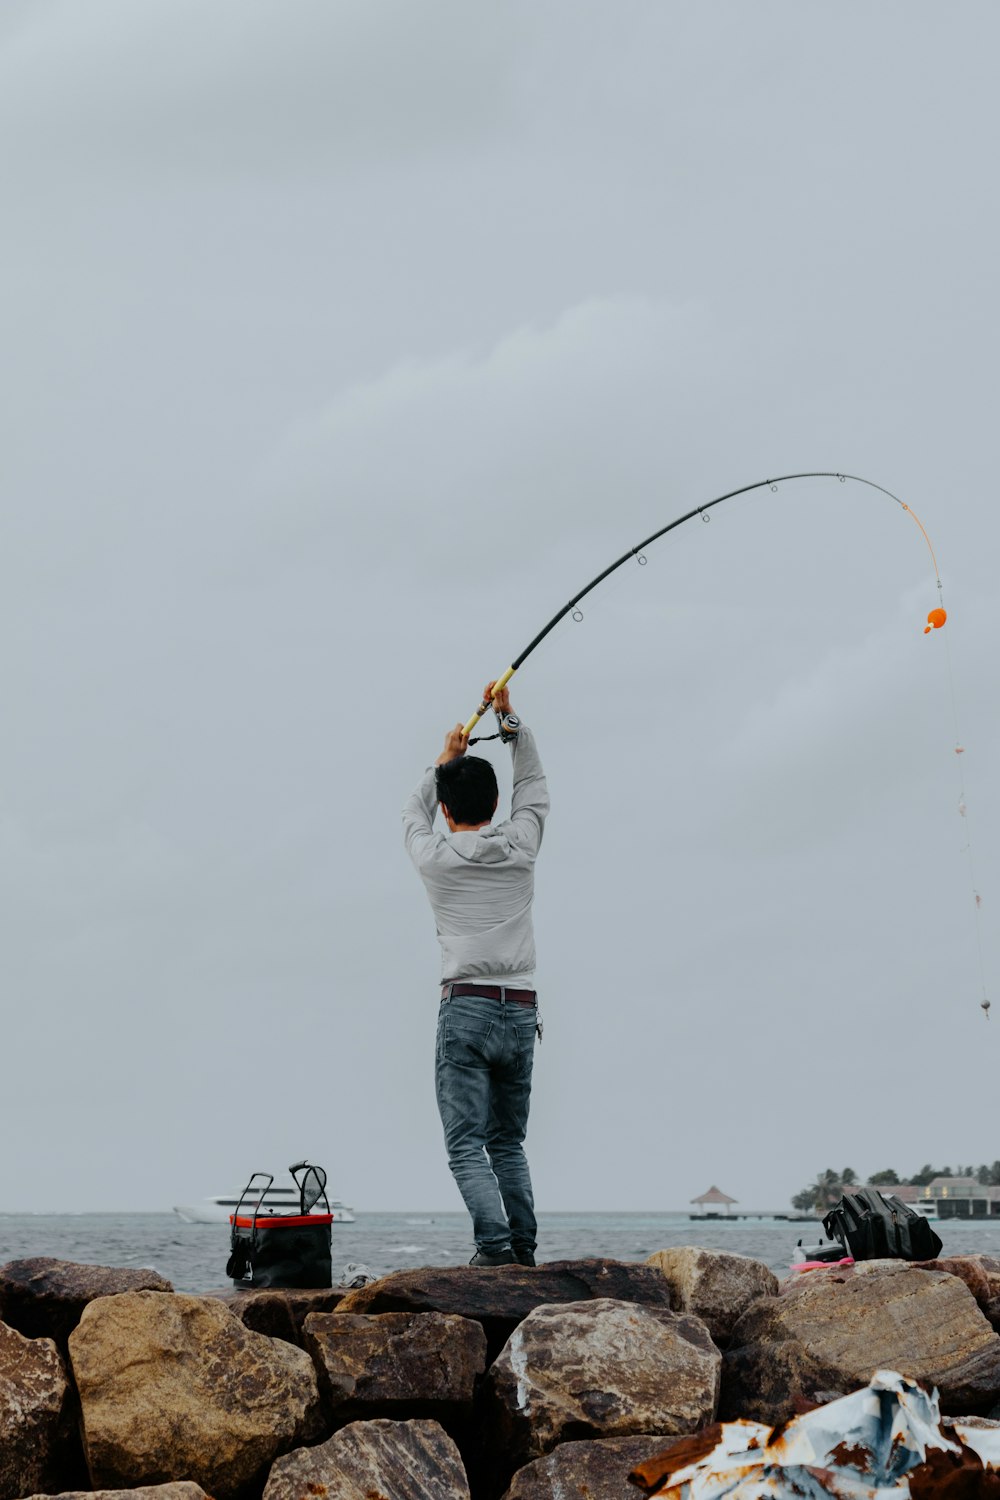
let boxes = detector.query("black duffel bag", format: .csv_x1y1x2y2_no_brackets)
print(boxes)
823,1186,942,1262
226,1161,333,1289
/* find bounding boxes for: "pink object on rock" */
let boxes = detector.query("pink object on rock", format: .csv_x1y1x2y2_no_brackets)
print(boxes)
793,1257,856,1272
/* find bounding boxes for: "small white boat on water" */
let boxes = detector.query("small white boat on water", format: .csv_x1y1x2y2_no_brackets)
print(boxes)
174,1184,355,1225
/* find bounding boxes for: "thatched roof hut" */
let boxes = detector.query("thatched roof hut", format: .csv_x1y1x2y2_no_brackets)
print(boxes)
690,1185,738,1213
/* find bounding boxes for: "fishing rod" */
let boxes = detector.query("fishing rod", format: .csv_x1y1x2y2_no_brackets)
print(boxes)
462,470,944,736
462,468,990,1021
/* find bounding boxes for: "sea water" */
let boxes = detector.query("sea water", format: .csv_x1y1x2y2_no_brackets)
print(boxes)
2,1212,999,1293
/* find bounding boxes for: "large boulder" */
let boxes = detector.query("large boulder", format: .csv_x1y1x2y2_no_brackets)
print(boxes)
336,1259,674,1362
20,1489,210,1500
485,1297,720,1470
0,1258,172,1353
263,1417,471,1500
723,1263,1000,1423
69,1290,324,1498
645,1247,778,1344
303,1309,486,1423
210,1285,350,1347
919,1255,1000,1334
500,1435,686,1498
0,1318,76,1500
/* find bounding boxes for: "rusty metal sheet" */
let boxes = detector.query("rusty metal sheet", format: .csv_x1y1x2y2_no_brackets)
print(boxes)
630,1369,1000,1497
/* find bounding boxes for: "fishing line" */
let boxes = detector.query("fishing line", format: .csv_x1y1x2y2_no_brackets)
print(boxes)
460,469,990,1019
939,623,991,1020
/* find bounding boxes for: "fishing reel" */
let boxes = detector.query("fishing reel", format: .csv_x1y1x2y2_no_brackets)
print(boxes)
468,712,521,746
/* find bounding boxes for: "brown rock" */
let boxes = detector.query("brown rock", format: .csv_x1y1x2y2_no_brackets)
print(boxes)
485,1297,720,1468
304,1309,486,1422
645,1247,779,1344
336,1259,673,1362
209,1284,350,1346
920,1256,1000,1333
263,1417,471,1500
21,1488,210,1500
500,1434,686,1498
0,1318,76,1500
723,1263,1000,1423
69,1290,324,1498
0,1257,172,1354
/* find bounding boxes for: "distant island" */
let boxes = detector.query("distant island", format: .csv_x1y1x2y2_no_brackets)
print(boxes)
792,1163,1000,1219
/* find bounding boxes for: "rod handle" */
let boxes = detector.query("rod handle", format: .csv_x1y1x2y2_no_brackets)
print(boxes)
463,665,516,737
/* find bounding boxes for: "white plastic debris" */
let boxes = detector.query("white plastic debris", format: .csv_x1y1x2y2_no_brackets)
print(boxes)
633,1369,1000,1497
337,1261,377,1288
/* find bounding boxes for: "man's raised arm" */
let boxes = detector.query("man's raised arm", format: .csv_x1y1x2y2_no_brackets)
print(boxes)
484,680,548,856
402,724,469,865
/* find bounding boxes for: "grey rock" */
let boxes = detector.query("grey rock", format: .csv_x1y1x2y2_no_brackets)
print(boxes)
20,1488,210,1500
500,1434,685,1498
208,1284,349,1346
646,1247,779,1344
723,1263,1000,1423
303,1309,486,1422
263,1417,471,1500
486,1297,721,1468
919,1255,1000,1334
0,1318,75,1500
336,1258,674,1363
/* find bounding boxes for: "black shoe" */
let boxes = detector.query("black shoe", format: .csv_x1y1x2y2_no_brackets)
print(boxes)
469,1248,515,1267
513,1248,536,1267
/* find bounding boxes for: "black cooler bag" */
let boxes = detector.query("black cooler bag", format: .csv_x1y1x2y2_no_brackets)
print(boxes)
226,1162,333,1289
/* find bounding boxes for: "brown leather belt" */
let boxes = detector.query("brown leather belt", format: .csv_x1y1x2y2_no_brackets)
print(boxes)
443,982,536,1007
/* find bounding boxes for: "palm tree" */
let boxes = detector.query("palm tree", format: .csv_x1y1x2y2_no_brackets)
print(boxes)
790,1167,859,1213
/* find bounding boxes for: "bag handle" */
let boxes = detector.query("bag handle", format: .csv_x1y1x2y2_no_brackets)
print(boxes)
231,1171,274,1248
289,1159,329,1216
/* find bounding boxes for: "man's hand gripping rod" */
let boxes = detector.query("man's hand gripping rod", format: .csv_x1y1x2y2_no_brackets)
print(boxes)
463,666,517,737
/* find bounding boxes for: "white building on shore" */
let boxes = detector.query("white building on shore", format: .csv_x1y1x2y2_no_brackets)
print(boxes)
892,1177,1000,1219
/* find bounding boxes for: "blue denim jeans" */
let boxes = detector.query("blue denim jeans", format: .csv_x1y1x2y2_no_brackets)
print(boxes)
435,992,537,1256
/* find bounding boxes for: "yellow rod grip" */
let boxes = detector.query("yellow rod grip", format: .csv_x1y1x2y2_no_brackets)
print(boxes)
463,665,517,737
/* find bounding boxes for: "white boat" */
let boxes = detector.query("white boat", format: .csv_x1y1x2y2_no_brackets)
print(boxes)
174,1184,355,1225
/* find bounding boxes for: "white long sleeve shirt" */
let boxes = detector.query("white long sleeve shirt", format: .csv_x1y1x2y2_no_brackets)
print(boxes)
403,727,549,984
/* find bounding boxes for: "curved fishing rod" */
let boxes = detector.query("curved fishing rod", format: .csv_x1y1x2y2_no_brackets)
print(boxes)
463,470,943,735
461,472,996,1021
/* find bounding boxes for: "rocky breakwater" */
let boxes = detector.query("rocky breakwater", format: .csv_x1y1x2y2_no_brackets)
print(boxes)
0,1258,176,1499
332,1256,678,1363
722,1256,1000,1425
0,1249,999,1500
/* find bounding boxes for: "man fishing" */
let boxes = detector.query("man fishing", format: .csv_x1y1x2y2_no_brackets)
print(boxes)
403,680,549,1267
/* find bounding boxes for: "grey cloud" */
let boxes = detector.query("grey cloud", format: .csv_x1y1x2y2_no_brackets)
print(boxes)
0,0,517,179
257,297,701,570
1,2,998,1215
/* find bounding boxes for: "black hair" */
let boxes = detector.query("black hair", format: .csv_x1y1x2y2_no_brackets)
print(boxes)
435,755,498,826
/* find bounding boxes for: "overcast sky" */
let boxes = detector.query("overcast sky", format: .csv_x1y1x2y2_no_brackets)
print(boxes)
2,1,998,1215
